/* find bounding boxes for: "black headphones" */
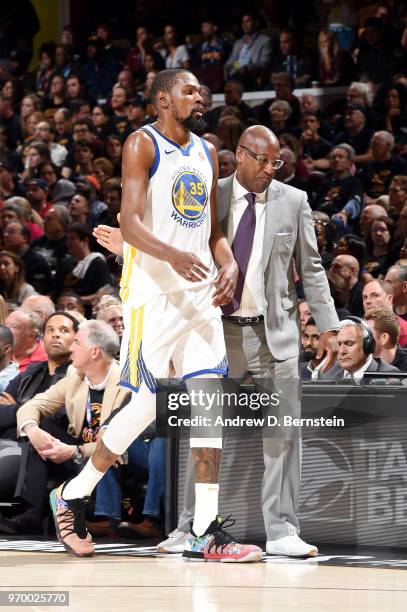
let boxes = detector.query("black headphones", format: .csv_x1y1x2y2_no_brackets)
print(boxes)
343,316,376,355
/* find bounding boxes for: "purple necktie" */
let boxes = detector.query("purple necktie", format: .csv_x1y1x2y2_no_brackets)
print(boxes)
222,192,256,315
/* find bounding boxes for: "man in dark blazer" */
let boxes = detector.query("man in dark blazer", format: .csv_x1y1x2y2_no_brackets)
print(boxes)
160,125,340,557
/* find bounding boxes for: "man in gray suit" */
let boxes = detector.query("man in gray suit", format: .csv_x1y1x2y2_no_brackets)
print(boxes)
225,13,272,88
159,125,340,556
320,318,400,380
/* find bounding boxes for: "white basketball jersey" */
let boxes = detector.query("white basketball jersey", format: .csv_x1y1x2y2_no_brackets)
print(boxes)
120,124,217,307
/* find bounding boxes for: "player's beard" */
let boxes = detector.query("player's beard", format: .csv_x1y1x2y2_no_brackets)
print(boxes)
175,110,206,132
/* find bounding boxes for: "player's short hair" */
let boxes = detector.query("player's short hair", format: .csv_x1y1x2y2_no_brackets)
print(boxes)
150,69,190,106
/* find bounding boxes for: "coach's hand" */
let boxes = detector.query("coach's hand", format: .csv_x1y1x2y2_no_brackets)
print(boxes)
318,331,338,372
167,247,210,282
212,261,238,307
93,224,123,256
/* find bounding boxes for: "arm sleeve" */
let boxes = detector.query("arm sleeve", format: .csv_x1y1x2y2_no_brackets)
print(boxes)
16,377,69,435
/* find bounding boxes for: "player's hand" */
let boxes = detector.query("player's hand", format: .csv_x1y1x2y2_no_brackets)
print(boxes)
93,220,123,256
167,247,210,282
212,261,238,307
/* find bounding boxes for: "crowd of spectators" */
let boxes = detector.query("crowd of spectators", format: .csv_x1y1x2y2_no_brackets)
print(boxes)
0,4,406,536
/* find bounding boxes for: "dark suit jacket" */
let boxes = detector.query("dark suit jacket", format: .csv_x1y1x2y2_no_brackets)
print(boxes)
320,358,400,380
300,362,312,380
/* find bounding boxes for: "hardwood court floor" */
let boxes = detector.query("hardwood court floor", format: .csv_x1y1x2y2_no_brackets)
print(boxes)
1,550,407,612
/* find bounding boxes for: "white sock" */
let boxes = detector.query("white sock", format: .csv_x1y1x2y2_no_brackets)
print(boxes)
63,459,104,500
102,384,156,455
192,483,219,536
63,384,156,499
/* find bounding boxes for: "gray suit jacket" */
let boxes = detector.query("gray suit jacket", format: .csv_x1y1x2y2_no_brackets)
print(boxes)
225,34,272,71
320,358,400,380
217,174,339,360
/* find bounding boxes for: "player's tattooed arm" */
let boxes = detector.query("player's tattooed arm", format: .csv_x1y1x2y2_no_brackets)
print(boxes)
92,439,120,472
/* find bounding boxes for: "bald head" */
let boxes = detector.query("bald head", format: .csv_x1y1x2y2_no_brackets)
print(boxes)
330,254,360,288
337,254,359,273
21,295,56,321
360,204,388,238
238,125,279,149
236,126,280,193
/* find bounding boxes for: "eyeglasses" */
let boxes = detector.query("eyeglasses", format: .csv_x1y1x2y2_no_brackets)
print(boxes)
238,145,284,170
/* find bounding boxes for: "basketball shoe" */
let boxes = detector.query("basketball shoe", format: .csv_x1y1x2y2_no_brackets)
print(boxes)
157,529,189,553
182,515,262,562
50,483,94,557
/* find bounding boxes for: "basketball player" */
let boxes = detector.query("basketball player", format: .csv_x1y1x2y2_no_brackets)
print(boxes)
48,69,262,562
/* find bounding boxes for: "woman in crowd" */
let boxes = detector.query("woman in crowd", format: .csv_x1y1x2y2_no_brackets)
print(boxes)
373,83,407,150
21,111,46,150
365,215,401,277
91,158,114,189
333,233,367,266
2,78,25,108
43,74,67,119
38,162,60,191
20,95,43,123
0,251,36,305
21,142,51,182
268,100,293,135
91,104,118,140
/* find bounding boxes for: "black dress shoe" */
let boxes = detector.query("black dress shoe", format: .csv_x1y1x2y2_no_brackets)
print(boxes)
0,508,42,535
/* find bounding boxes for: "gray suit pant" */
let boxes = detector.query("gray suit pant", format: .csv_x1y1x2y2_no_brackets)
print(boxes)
177,319,301,541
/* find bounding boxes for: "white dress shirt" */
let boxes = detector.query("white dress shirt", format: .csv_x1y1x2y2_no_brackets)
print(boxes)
227,175,267,317
307,357,327,380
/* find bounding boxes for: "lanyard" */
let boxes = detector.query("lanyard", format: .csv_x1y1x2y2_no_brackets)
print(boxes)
86,394,93,430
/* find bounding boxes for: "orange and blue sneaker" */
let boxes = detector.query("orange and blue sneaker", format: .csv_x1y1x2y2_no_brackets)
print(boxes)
50,483,94,557
182,515,262,562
